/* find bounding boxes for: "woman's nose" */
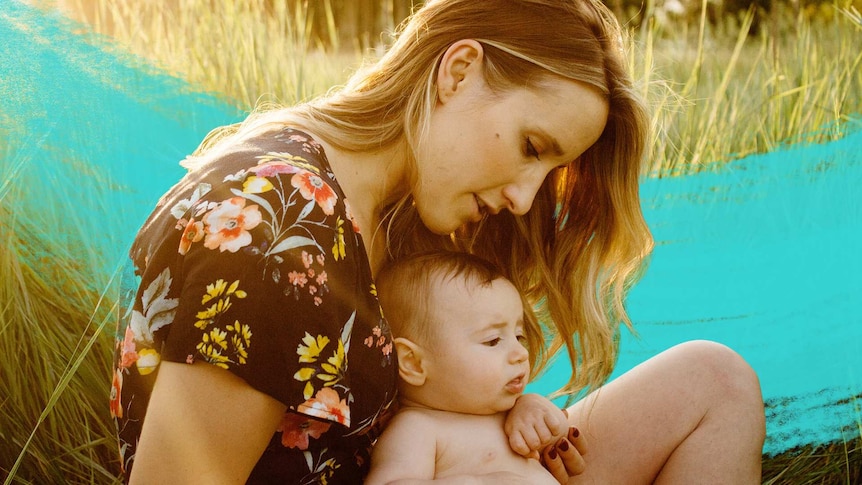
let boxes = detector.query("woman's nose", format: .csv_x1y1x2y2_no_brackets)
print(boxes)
501,171,545,215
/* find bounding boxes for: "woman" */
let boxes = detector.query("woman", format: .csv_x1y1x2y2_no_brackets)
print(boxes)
111,0,765,483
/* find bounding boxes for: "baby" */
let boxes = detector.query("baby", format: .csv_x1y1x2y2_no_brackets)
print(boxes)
367,251,584,484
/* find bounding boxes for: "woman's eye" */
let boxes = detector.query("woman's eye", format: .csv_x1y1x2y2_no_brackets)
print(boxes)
516,334,527,345
525,137,540,160
484,337,502,347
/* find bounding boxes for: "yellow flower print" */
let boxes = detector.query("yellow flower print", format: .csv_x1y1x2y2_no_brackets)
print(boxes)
294,333,346,399
297,333,329,363
136,348,161,376
227,321,252,364
242,175,273,194
193,280,251,369
202,279,247,304
332,217,346,261
294,370,316,400
196,279,246,330
197,328,230,368
319,339,345,385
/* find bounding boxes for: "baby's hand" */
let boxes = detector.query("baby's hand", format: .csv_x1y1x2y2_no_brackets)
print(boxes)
504,393,569,457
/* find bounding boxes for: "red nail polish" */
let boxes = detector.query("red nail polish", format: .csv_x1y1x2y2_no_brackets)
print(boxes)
571,428,580,438
558,440,570,451
548,448,558,460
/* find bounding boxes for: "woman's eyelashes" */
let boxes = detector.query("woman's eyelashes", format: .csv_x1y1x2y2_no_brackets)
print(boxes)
525,137,541,160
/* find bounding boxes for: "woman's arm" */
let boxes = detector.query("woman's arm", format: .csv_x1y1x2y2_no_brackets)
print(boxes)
129,361,286,484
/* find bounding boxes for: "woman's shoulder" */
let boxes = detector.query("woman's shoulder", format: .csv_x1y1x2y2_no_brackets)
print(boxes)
201,127,334,185
130,126,347,273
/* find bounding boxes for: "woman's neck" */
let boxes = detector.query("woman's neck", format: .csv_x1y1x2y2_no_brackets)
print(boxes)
318,139,410,274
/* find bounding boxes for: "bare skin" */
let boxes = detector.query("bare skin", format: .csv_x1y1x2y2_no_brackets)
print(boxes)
553,340,765,484
366,409,559,484
129,362,286,484
127,37,763,482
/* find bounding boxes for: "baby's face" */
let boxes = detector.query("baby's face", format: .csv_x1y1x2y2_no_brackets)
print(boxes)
421,276,530,414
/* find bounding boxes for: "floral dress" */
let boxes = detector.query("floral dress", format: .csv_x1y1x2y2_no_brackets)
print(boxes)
110,128,397,483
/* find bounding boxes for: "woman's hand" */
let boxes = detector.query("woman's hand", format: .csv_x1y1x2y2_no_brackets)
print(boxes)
505,395,588,483
541,427,588,484
504,393,569,457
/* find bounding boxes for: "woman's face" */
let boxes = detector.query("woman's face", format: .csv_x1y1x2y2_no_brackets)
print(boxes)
415,71,609,235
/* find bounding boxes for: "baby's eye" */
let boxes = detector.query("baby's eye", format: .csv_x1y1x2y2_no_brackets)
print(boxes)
484,337,502,347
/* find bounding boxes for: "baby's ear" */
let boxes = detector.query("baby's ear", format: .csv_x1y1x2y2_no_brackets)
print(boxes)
393,337,427,386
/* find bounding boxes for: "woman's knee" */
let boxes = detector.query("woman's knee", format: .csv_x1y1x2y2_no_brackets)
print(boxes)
670,340,764,406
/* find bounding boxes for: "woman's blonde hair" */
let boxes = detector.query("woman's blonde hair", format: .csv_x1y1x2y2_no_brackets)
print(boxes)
184,0,653,397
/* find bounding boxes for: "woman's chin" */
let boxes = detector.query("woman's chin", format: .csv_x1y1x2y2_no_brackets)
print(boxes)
419,215,462,236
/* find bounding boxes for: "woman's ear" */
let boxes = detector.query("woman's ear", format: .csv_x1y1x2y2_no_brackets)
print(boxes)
393,337,428,386
436,39,485,105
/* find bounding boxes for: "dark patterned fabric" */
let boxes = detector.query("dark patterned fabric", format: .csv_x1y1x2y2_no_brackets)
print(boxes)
111,128,397,483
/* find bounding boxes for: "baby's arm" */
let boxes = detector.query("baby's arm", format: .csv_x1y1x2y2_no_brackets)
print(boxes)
366,411,437,484
504,393,569,457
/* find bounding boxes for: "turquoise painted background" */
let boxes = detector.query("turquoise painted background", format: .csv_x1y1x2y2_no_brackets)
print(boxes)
2,1,859,458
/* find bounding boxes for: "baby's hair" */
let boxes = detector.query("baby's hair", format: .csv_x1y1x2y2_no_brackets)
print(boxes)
376,251,543,375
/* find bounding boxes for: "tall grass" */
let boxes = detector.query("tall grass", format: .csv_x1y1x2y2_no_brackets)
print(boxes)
0,133,121,482
2,0,861,483
635,2,862,175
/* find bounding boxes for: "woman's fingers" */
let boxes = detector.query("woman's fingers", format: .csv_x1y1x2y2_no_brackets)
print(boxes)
543,442,569,484
557,434,587,476
569,426,588,457
542,427,587,484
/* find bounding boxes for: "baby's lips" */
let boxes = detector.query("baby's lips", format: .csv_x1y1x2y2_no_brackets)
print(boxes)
506,374,527,394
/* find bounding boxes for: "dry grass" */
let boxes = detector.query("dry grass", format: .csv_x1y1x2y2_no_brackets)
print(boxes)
762,439,862,485
3,1,861,483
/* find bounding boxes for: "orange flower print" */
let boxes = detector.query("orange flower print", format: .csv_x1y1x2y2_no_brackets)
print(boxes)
302,250,313,269
110,369,123,419
118,325,138,370
202,197,262,252
277,412,331,450
178,218,204,255
344,199,361,233
288,271,308,287
298,387,351,427
249,160,299,178
292,170,337,215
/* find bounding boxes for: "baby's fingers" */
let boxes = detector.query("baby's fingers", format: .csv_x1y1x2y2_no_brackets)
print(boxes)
508,431,532,457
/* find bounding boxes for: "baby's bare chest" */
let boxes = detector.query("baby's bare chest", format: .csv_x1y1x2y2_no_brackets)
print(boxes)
433,415,557,483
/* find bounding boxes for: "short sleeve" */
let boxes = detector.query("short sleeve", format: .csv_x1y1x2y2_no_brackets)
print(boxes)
114,130,397,482
159,147,368,426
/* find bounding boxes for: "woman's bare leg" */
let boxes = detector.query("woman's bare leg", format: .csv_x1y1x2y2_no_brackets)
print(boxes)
566,340,765,484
